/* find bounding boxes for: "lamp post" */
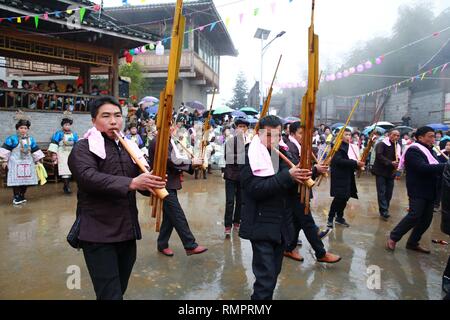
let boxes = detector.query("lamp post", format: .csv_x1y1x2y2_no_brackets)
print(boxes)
254,29,286,114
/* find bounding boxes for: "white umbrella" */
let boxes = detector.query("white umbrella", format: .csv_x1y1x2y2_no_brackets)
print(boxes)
371,121,395,129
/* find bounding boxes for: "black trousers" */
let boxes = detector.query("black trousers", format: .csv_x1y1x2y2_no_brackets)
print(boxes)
390,197,434,247
12,186,27,197
250,240,284,300
287,209,326,259
224,179,241,227
81,240,136,300
375,175,395,215
157,189,197,251
328,197,350,220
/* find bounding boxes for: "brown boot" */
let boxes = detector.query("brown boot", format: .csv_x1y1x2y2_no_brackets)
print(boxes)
283,250,304,262
317,252,341,263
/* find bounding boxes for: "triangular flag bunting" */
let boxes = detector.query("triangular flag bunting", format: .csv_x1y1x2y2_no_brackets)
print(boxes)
44,12,49,20
225,17,230,27
254,8,259,16
239,13,244,23
17,17,21,23
34,16,39,28
199,25,205,31
80,7,86,23
210,22,217,31
7,18,12,23
25,16,30,22
441,63,448,72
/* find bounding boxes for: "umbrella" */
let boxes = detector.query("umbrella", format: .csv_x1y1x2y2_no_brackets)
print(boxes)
371,121,395,130
394,126,414,135
246,116,258,124
139,96,159,105
232,110,247,118
331,122,345,130
186,100,205,110
426,123,449,131
147,105,158,115
362,125,386,136
284,116,300,123
333,125,354,134
239,107,259,115
212,106,234,115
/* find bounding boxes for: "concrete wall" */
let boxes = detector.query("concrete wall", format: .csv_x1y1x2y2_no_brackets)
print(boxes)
409,89,444,127
321,88,449,127
0,110,93,146
382,89,410,125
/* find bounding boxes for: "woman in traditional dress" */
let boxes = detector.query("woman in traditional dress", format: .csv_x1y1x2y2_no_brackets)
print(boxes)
48,113,79,194
0,112,45,204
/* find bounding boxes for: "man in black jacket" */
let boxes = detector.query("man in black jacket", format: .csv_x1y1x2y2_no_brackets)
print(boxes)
239,116,312,300
387,126,446,253
148,127,207,257
223,117,249,236
371,129,401,219
441,159,450,299
282,121,340,263
327,128,365,228
68,96,166,300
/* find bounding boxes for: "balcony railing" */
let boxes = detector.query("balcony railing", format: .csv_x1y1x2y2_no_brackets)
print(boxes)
0,88,101,113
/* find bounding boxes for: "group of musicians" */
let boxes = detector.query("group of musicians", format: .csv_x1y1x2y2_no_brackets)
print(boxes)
1,96,449,300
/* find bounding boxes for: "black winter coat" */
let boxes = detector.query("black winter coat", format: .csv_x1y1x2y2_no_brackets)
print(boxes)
403,142,445,201
68,136,149,243
223,135,246,181
330,142,358,199
239,146,296,244
371,140,400,178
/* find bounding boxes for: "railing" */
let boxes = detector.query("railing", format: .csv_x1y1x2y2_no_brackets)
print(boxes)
0,88,101,113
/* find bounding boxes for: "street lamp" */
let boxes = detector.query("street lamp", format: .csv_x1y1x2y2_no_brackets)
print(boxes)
254,29,286,113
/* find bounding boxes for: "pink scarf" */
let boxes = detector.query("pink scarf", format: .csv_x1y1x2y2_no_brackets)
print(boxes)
398,142,439,170
382,137,401,160
248,135,275,177
84,127,106,159
288,135,302,154
347,143,359,161
83,127,149,167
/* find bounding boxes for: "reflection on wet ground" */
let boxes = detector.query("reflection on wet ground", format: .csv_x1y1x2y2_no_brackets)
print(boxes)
0,172,448,299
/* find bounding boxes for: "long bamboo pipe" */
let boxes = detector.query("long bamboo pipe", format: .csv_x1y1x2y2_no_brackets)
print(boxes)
114,130,169,199
272,148,315,188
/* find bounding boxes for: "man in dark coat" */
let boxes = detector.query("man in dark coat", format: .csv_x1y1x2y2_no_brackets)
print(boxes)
239,115,312,300
223,117,249,236
327,128,365,228
282,121,341,264
371,129,401,219
387,126,446,254
441,159,450,299
68,96,166,300
148,127,207,257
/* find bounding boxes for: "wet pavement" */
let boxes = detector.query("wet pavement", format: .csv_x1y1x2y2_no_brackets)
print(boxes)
0,172,448,300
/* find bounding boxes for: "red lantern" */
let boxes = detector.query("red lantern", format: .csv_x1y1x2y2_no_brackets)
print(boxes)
125,54,133,64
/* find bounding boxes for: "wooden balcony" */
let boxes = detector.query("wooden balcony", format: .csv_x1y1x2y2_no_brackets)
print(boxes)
132,50,219,89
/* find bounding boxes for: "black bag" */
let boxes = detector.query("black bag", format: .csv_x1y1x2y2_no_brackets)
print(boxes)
67,213,81,250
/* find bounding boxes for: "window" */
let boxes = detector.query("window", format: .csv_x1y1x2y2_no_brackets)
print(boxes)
194,31,219,73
